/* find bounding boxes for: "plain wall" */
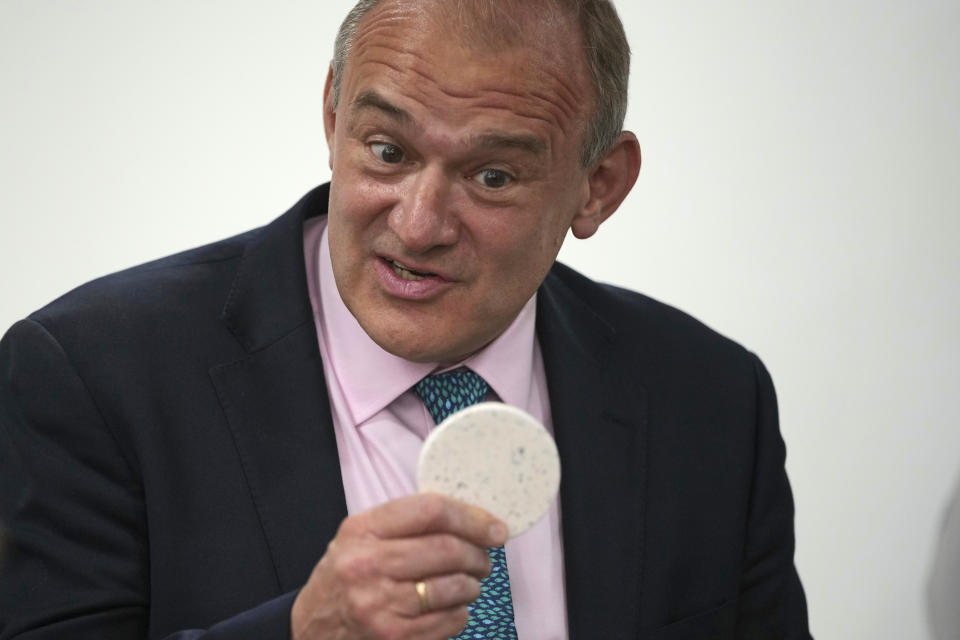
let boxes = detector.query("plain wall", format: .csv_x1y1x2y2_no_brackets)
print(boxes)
1,1,958,638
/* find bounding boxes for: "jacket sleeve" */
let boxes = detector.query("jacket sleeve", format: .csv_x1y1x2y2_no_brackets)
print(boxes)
0,319,293,639
734,354,812,639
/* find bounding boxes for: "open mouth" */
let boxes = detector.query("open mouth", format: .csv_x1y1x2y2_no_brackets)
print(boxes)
386,258,437,282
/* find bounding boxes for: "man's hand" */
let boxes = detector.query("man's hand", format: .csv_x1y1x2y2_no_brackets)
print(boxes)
290,493,508,640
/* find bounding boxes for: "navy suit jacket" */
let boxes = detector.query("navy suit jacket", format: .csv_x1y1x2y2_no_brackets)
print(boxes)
0,184,811,639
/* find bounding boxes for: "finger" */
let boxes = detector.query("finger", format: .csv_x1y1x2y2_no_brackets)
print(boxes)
344,586,470,640
383,606,472,640
353,493,508,547
377,534,491,581
396,575,482,618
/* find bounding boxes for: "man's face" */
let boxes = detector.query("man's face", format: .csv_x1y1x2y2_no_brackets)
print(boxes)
324,1,599,363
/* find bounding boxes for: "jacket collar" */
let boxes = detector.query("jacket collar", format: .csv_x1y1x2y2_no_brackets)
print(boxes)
220,183,329,353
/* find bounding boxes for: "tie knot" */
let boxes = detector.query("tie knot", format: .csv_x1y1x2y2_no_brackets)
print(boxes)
414,369,490,424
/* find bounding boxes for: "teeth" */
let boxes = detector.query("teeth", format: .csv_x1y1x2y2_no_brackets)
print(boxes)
390,260,429,281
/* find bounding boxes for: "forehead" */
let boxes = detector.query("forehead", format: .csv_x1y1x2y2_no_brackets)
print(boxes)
341,0,593,145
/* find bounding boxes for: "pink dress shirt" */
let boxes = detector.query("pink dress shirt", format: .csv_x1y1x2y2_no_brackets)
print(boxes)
303,217,569,638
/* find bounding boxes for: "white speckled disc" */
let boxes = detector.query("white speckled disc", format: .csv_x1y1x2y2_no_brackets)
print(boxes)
417,402,560,538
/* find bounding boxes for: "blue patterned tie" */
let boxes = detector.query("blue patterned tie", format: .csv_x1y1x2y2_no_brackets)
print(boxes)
414,370,518,640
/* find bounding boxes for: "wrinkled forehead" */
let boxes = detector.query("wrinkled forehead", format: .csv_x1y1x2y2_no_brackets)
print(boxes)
424,0,577,53
347,0,593,99
339,0,596,147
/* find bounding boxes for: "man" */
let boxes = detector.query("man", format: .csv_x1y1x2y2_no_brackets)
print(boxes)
0,0,811,638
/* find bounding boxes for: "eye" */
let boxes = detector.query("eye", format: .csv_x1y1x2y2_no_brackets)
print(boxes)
472,168,513,189
370,142,404,164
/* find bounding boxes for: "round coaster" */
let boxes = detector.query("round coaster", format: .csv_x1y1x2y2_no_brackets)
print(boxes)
416,402,560,538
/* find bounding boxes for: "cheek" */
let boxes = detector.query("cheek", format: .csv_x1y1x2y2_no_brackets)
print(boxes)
475,224,553,294
470,198,574,268
326,188,377,292
330,138,399,219
329,179,395,236
542,224,566,253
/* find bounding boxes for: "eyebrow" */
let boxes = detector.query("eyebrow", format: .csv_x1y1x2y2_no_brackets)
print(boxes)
351,90,414,126
350,89,547,157
469,132,547,157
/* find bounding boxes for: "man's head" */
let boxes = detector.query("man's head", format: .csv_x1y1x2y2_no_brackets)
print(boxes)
322,0,641,363
331,0,631,168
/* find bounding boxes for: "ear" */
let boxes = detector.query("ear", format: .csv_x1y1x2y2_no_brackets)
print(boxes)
570,131,641,239
322,64,337,170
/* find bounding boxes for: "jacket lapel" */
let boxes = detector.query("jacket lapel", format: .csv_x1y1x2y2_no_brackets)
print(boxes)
538,267,648,639
209,184,347,592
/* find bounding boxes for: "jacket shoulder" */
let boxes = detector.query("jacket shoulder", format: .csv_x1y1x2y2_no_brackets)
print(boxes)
25,229,256,340
546,261,754,365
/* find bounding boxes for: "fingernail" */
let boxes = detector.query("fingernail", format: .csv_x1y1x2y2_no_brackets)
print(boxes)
490,522,508,543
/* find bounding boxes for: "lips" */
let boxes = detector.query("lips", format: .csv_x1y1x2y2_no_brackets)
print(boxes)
374,256,453,301
387,258,436,281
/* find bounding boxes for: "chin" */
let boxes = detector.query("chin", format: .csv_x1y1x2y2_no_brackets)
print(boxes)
364,322,444,363
368,325,477,364
378,340,461,364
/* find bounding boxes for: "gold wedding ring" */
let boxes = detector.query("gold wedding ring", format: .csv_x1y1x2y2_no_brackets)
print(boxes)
415,580,430,614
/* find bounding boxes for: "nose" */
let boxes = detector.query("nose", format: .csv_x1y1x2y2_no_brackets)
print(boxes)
387,166,459,254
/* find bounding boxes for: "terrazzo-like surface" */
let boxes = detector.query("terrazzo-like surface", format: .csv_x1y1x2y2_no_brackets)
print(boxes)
417,402,561,538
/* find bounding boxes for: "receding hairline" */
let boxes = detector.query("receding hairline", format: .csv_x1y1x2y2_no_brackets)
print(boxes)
338,1,594,136
345,0,588,73
332,0,631,166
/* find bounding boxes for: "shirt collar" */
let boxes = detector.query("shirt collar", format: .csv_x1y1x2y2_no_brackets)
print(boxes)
316,221,538,425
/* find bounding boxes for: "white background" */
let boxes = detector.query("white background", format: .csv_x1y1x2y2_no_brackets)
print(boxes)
1,1,958,638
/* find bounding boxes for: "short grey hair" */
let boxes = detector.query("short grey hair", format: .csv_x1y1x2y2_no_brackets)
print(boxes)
330,0,630,167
